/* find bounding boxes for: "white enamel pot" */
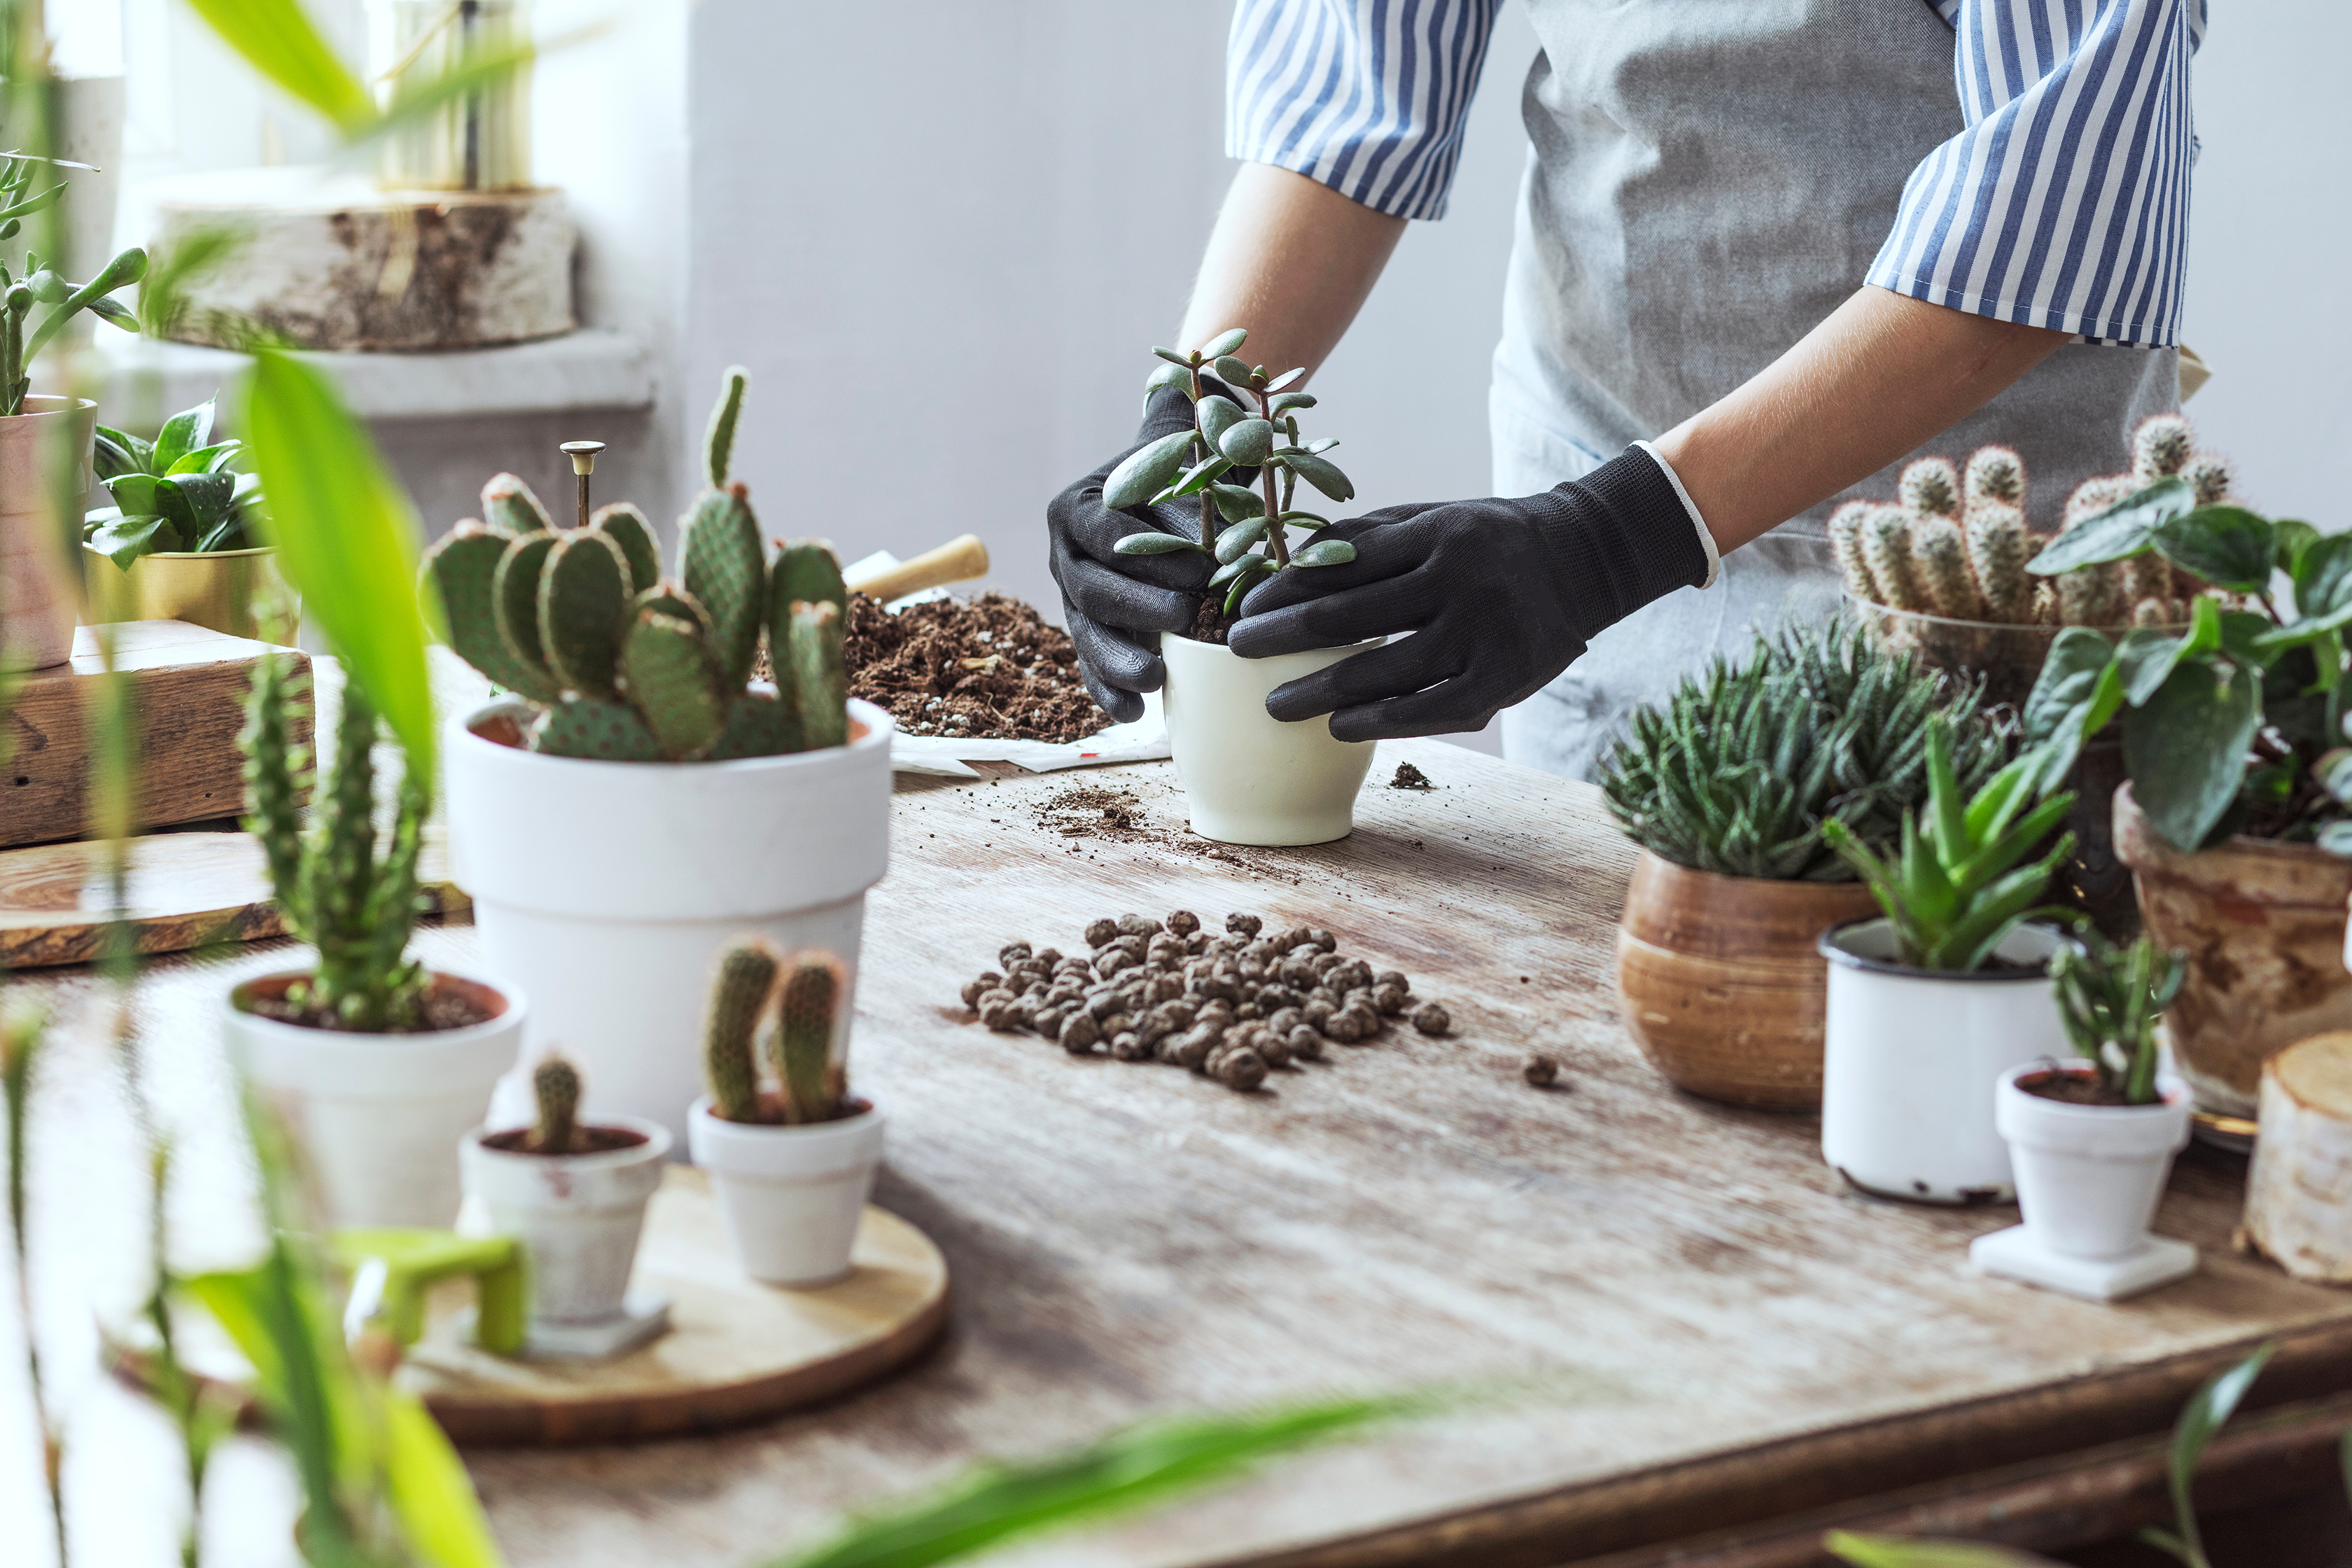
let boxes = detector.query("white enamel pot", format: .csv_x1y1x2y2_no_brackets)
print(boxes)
1818,918,2071,1204
444,699,893,1148
686,1096,884,1287
225,969,526,1228
1997,1061,2191,1259
460,1116,671,1326
1158,630,1381,846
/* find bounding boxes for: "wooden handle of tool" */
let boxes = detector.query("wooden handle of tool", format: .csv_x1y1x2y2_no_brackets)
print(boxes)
845,534,990,603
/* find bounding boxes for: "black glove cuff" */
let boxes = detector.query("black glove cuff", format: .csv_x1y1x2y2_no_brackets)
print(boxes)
1541,449,1712,639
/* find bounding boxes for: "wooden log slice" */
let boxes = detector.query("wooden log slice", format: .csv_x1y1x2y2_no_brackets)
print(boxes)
2244,1031,2352,1282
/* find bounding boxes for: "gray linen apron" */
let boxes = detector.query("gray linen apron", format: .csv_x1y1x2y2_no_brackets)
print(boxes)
1489,0,2180,780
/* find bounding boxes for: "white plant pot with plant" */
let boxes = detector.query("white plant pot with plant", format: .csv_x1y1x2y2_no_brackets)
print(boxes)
461,1055,672,1357
1816,716,2080,1203
1105,328,1376,846
428,372,892,1147
225,652,524,1228
685,939,883,1286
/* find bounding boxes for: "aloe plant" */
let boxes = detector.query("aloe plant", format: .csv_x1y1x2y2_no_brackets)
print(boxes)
83,395,265,567
1104,328,1359,619
2048,932,2185,1105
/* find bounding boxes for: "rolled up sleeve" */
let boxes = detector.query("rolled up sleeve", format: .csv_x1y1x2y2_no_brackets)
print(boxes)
1868,0,2204,348
1225,0,1501,222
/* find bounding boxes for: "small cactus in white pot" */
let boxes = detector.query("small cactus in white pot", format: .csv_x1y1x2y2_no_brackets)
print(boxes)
687,937,884,1287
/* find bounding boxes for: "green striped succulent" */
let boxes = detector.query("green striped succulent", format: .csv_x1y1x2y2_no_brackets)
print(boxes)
422,369,851,762
1598,620,2011,881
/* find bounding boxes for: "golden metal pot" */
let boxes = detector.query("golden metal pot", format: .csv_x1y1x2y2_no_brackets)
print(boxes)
83,545,300,645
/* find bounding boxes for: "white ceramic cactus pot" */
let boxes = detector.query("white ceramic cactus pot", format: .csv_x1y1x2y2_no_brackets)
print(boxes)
686,1096,885,1287
1995,1060,2192,1259
1818,918,2071,1204
461,1116,671,1326
225,969,525,1228
1158,631,1381,846
445,699,893,1149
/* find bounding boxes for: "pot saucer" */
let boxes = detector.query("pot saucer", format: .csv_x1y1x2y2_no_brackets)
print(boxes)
1969,1225,2196,1302
456,1290,673,1361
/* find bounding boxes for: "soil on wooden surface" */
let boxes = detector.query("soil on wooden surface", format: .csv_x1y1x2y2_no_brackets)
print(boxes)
243,981,497,1033
480,1126,650,1155
2018,1069,2146,1107
1026,784,1302,880
845,592,1110,743
1390,762,1434,790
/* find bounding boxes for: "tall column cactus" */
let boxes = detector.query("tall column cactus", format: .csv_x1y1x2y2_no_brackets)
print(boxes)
241,654,428,1030
704,938,781,1124
531,1055,583,1154
772,953,848,1126
423,368,853,762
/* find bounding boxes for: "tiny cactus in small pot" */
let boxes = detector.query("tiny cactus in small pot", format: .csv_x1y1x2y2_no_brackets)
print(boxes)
689,936,884,1287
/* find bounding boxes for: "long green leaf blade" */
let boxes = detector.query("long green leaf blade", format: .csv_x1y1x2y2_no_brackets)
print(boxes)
1824,1532,2064,1567
181,0,375,132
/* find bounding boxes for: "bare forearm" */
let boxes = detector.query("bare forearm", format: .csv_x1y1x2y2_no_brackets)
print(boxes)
1654,287,2071,554
1177,163,1406,382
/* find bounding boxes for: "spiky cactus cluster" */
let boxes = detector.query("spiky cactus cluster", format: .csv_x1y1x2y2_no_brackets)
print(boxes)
241,654,429,1030
531,1055,583,1154
701,938,850,1126
1830,415,2236,631
423,370,852,762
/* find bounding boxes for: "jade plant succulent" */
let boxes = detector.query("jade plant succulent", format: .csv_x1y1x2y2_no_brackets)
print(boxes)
1600,619,2010,881
423,369,850,762
703,935,850,1125
1104,327,1358,618
241,653,430,1030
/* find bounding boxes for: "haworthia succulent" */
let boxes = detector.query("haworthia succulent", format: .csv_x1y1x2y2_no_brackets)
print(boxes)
787,600,848,750
680,486,766,686
538,528,632,698
482,472,554,537
706,365,749,486
532,695,664,761
621,610,729,760
492,531,561,690
592,503,662,596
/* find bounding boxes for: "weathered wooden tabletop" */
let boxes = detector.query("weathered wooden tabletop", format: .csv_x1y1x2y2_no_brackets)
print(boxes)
13,733,2352,1568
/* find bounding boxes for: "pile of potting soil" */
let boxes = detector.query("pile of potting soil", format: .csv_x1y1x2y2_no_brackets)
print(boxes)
844,592,1110,743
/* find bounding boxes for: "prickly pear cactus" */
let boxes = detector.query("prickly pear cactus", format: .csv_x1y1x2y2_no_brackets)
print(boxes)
592,503,662,592
771,953,845,1126
482,472,554,537
491,531,560,684
787,600,848,750
680,485,766,687
705,937,780,1124
532,1055,583,1154
710,692,802,761
538,530,634,698
532,696,665,761
427,522,561,701
621,610,728,760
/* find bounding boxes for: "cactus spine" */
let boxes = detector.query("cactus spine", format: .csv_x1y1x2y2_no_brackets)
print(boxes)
531,1055,583,1154
1828,502,1878,602
1861,506,1927,612
771,953,846,1126
421,368,853,762
704,939,780,1124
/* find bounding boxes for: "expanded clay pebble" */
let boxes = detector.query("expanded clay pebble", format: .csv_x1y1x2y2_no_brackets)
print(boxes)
955,913,1458,1093
1525,1054,1560,1088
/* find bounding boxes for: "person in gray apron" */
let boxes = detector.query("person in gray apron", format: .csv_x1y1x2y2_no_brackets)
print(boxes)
1048,0,2194,778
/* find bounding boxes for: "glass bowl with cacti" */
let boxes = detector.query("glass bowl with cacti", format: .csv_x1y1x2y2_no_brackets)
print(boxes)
1832,416,2232,710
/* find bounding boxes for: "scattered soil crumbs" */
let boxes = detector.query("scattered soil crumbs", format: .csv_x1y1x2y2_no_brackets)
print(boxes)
243,985,495,1034
845,592,1109,742
1390,762,1434,790
1028,785,1302,880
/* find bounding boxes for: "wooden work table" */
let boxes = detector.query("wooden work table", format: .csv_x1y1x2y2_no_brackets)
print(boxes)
14,736,2352,1567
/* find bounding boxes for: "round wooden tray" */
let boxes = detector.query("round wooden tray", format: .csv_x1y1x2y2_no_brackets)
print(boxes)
404,1168,949,1446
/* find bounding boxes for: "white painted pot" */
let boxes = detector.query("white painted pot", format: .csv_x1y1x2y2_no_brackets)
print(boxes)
225,969,525,1228
1819,918,2071,1204
687,1096,884,1287
1158,631,1380,846
1996,1061,2191,1259
0,396,96,672
460,1116,671,1326
444,699,893,1148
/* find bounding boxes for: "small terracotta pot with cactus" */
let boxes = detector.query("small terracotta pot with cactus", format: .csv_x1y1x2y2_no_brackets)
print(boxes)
686,936,886,1287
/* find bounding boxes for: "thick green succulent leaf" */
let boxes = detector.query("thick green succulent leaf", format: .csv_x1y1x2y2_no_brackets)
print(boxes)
1268,391,1317,417
481,472,554,538
592,503,661,596
1197,393,1245,449
1218,419,1274,465
680,486,765,686
1117,532,1203,556
1280,449,1354,503
422,524,562,702
2029,477,2194,575
92,424,150,479
152,397,215,472
104,470,160,515
2152,506,2276,594
1210,482,1264,523
168,440,242,475
493,531,560,687
1291,538,1356,567
86,511,183,568
1151,344,1193,368
1168,454,1235,497
2290,532,2352,626
1214,517,1270,564
787,601,848,750
538,528,631,699
1197,327,1248,359
531,696,664,762
710,691,803,760
1263,367,1304,393
632,582,714,640
621,610,728,760
1208,552,1268,587
772,538,848,616
2125,656,2262,850
1224,561,1272,616
1103,429,1196,511
1212,354,1256,388
1144,360,1194,405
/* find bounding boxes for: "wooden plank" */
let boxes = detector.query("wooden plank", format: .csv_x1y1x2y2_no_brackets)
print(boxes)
15,736,2352,1568
1,620,309,848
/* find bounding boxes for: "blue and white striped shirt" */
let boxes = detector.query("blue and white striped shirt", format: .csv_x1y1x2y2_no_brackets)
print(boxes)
1226,0,2200,348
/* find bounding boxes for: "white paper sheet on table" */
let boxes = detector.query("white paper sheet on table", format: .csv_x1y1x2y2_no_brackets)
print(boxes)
847,550,1172,778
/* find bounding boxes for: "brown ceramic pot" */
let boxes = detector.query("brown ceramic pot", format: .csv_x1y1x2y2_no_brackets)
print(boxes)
2114,783,2352,1116
1615,850,1879,1110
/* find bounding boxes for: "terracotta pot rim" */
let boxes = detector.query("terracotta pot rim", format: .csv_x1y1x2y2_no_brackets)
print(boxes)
2114,781,2350,866
1817,916,2059,982
1630,848,1876,902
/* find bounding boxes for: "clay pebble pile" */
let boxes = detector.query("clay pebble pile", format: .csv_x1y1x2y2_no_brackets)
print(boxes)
956,911,1451,1093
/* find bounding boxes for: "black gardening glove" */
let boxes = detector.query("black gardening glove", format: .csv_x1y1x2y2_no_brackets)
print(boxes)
1047,386,1218,723
1226,449,1712,740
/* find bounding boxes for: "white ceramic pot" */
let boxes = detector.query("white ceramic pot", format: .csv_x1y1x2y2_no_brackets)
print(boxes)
1818,918,2071,1204
444,698,893,1147
225,969,526,1228
687,1096,885,1287
460,1116,671,1326
1158,630,1381,846
1996,1060,2192,1259
0,396,97,672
